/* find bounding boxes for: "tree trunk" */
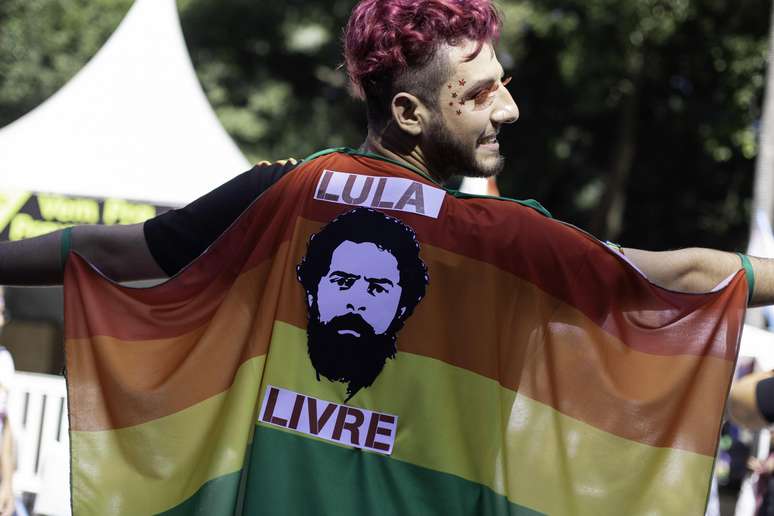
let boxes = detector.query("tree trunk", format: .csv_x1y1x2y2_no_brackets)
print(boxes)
590,62,642,241
752,2,774,229
747,0,774,327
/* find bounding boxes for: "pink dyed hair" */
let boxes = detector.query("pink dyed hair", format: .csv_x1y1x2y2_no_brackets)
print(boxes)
343,0,502,100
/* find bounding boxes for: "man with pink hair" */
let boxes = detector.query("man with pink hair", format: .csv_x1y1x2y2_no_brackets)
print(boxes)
344,0,513,180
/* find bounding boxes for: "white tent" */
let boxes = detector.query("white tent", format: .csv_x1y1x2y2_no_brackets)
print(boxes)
740,323,774,370
0,0,249,207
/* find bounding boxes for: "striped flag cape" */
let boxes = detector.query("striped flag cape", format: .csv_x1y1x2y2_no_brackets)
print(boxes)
64,148,747,515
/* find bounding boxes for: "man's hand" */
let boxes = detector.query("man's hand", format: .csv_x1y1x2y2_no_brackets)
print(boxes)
0,483,13,516
624,247,774,306
0,223,167,286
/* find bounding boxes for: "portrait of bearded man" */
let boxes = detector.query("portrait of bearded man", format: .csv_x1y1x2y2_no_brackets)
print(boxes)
296,208,429,399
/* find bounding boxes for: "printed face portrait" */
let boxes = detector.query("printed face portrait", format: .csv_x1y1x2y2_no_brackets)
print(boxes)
316,241,404,336
297,208,428,399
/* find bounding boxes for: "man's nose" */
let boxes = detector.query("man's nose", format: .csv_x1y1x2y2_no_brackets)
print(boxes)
346,302,366,312
491,87,519,125
345,282,368,312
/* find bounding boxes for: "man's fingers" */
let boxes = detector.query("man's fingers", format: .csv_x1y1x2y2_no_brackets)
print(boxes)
256,157,298,167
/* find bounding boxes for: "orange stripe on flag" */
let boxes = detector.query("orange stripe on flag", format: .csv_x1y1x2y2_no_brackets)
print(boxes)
66,254,287,431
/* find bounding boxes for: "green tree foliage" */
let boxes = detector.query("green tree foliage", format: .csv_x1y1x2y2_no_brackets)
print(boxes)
0,0,770,251
496,0,770,249
177,0,364,163
0,0,132,126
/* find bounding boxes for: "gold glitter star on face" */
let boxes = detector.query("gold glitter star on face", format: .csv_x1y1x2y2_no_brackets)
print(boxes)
456,109,462,115
451,92,458,98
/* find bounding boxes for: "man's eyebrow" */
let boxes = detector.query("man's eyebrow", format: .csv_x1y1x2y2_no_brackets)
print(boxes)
461,69,506,98
365,276,394,287
461,78,494,98
330,271,360,279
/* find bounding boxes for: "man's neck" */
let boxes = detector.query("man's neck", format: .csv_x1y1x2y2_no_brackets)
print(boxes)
359,130,439,182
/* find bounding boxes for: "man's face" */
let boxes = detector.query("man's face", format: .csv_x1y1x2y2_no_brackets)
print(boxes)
306,239,405,396
315,240,403,335
422,40,519,180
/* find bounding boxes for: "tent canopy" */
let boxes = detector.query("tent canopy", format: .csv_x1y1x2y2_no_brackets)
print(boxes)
0,0,249,206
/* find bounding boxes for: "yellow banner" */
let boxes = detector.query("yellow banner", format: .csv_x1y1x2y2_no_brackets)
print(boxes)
0,190,167,241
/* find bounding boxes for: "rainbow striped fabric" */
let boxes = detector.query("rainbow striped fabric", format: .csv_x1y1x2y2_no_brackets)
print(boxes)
64,149,747,515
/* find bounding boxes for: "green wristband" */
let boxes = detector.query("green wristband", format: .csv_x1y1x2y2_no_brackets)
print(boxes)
736,252,755,304
60,226,72,270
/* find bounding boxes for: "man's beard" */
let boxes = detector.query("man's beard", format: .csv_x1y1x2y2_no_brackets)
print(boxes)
306,307,397,399
423,114,505,179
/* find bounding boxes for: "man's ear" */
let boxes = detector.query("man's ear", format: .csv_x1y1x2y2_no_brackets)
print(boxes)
397,306,407,319
390,93,430,137
307,293,314,307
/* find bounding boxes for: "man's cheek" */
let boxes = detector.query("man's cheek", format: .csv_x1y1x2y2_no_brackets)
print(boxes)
369,296,402,334
316,282,340,324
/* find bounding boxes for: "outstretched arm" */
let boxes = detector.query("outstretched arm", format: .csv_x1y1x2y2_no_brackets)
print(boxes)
0,160,300,286
0,223,167,286
623,247,774,306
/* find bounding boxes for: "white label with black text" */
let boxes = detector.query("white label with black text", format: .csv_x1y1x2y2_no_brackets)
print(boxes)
259,385,398,455
314,170,445,219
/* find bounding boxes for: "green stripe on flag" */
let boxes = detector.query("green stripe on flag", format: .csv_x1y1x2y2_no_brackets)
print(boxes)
243,425,544,516
158,470,242,516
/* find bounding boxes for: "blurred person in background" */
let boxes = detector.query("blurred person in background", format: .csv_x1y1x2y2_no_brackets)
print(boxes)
0,290,16,516
729,372,774,515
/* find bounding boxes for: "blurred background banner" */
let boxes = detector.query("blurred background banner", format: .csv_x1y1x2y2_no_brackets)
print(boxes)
0,192,168,242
